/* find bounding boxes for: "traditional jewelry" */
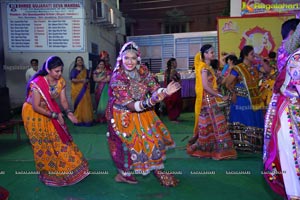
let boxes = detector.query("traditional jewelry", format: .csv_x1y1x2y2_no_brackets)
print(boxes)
290,79,300,85
217,94,224,98
65,109,73,115
51,112,58,119
286,102,300,180
46,77,58,97
49,83,57,92
134,101,143,112
125,69,140,81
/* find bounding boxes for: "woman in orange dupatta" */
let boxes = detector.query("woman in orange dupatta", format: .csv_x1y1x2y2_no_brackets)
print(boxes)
187,44,237,160
22,56,89,186
70,56,94,126
225,45,265,152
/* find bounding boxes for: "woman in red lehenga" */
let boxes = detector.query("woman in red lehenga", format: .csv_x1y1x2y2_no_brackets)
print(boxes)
163,58,182,122
187,44,237,160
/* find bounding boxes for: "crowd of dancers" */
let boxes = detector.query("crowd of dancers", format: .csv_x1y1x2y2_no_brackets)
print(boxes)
7,17,299,200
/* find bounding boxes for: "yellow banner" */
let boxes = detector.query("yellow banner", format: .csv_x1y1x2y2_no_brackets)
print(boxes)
218,15,294,60
241,0,300,16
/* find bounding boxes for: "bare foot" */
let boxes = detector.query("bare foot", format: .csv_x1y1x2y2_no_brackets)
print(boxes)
114,174,138,184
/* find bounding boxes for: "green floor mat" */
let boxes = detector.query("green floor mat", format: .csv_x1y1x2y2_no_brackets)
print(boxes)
0,112,282,200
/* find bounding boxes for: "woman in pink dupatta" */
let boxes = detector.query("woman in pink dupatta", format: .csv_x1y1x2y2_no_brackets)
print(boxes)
263,49,300,199
22,56,89,186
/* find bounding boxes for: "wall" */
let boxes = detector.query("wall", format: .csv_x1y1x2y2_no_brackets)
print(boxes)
1,0,125,107
0,3,5,88
230,0,241,17
128,31,217,72
120,0,229,36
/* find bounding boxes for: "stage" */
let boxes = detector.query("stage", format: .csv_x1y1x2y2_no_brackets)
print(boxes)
0,112,282,200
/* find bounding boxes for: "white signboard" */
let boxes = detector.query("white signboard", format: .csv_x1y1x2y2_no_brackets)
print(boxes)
7,2,85,52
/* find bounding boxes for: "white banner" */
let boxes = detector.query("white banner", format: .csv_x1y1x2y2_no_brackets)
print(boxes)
7,2,85,52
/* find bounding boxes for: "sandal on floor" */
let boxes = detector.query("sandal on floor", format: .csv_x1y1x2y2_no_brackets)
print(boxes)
153,170,179,187
114,173,138,184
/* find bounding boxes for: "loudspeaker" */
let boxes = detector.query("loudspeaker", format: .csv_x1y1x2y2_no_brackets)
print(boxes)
0,87,11,123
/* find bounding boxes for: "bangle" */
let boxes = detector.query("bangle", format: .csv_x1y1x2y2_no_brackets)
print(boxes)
65,109,73,114
146,98,152,107
134,101,143,112
148,98,155,106
141,100,146,109
141,99,153,109
217,94,223,98
164,88,171,96
157,88,165,93
51,112,58,119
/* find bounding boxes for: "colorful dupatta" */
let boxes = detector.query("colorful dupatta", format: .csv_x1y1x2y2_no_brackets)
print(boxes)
233,63,264,111
263,94,287,197
32,76,72,144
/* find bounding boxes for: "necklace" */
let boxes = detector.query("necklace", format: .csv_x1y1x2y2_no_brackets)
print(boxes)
49,83,57,93
125,69,140,81
45,77,58,98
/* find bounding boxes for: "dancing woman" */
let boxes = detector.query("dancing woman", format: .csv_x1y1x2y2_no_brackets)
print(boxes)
22,56,89,186
106,42,181,186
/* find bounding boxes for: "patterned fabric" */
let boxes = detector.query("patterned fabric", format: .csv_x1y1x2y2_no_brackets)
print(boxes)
22,77,89,186
263,70,286,159
263,95,277,162
264,22,300,167
194,61,218,133
94,68,112,122
233,63,264,110
188,65,237,160
228,63,264,152
187,92,237,160
259,69,277,107
107,65,175,176
263,49,300,199
264,95,300,199
70,68,94,126
34,76,73,144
